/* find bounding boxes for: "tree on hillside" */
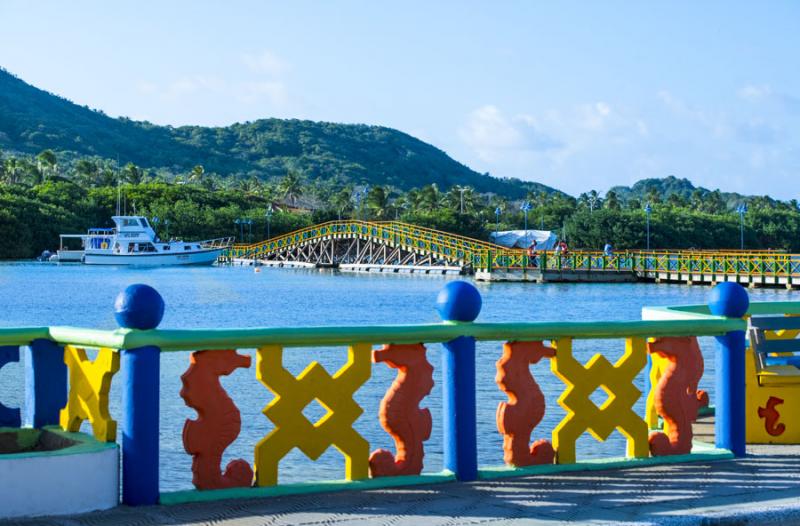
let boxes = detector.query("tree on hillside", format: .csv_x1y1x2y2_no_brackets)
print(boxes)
417,184,442,212
605,191,621,210
2,157,21,184
331,187,353,220
121,163,145,184
188,165,205,184
366,185,391,219
279,169,304,205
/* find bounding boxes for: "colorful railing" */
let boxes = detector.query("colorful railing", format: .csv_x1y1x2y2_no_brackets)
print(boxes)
227,220,800,279
229,220,502,266
480,249,800,277
0,281,776,508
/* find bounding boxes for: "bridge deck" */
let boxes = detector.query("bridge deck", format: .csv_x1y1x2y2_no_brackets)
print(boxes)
8,421,800,526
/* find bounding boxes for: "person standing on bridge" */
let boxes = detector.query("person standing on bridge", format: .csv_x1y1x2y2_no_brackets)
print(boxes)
604,242,613,257
527,239,538,268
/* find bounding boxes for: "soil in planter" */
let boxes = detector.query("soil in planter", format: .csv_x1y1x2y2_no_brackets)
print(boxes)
0,429,77,454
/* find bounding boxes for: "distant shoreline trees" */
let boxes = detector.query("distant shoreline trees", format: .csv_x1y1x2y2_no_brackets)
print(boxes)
0,149,799,259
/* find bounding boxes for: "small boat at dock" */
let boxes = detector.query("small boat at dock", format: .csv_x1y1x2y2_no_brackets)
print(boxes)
58,216,232,266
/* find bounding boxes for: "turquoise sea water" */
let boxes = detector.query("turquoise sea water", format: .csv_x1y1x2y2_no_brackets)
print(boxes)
0,263,794,491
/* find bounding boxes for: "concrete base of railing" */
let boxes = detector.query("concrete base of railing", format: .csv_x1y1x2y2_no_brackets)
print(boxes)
0,427,118,519
231,258,316,268
340,264,462,275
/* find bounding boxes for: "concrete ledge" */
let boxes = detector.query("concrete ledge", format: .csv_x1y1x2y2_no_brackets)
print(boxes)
160,471,456,505
478,441,732,480
0,426,118,519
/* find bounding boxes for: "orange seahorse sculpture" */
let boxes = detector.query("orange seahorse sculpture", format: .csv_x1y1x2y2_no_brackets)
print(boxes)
369,343,433,477
758,396,786,437
496,341,556,466
181,349,254,490
648,337,706,456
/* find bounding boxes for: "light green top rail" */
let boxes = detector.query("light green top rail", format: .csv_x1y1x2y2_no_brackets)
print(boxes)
0,317,747,351
643,300,800,321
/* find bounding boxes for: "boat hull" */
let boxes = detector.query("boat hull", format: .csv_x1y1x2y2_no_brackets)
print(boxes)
83,248,223,266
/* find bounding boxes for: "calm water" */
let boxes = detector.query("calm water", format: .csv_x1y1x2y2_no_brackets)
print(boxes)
0,263,793,491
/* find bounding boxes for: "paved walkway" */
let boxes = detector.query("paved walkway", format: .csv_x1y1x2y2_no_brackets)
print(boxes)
4,423,800,526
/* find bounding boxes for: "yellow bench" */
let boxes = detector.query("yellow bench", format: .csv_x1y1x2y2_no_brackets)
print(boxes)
745,315,800,443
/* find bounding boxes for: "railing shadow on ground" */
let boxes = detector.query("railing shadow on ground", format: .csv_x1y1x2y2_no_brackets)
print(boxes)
4,451,800,525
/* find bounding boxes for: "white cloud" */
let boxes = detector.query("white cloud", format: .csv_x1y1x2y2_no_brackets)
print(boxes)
459,105,562,162
577,102,612,131
237,81,288,106
135,81,158,95
242,50,287,77
738,84,772,101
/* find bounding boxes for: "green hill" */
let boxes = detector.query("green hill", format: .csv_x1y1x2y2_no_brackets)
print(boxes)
0,67,558,198
608,175,753,208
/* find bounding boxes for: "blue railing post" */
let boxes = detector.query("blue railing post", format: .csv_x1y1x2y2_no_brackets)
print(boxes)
436,281,481,481
708,282,749,457
24,339,66,427
115,284,165,506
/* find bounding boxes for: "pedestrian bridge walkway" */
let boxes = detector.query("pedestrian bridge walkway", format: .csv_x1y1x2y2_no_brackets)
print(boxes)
228,220,800,287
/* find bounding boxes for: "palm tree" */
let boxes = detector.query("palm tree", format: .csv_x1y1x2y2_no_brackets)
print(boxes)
121,163,144,184
279,169,304,206
36,149,57,181
419,184,441,212
366,186,390,219
3,157,20,184
605,191,621,210
331,188,353,220
188,165,205,184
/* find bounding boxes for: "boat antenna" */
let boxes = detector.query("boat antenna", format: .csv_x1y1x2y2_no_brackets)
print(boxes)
116,155,121,216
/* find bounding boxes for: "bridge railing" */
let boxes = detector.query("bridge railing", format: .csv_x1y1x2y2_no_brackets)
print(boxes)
224,220,800,278
475,249,800,277
0,281,766,508
229,220,505,266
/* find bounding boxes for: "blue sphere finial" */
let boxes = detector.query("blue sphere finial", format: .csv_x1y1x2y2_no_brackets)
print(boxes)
708,282,749,318
114,284,165,330
436,281,482,322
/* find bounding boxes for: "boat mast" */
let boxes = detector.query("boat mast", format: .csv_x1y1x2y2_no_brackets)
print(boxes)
116,155,121,216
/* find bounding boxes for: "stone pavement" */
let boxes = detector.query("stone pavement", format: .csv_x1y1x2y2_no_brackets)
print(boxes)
4,421,800,526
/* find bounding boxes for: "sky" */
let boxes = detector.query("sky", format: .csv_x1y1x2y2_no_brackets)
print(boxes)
1,1,799,198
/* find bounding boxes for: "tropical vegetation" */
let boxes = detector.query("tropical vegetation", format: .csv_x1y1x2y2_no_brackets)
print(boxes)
1,149,799,260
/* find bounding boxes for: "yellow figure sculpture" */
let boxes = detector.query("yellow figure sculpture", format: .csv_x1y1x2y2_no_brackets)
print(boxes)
59,345,120,442
254,344,371,486
551,337,649,464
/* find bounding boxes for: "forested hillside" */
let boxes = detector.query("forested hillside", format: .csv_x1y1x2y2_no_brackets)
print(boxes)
0,67,556,198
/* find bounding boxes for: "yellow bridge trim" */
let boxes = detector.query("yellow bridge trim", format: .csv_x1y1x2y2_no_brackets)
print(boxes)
228,220,800,279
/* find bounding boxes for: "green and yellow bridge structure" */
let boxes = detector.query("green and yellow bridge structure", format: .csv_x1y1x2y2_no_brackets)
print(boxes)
228,220,800,288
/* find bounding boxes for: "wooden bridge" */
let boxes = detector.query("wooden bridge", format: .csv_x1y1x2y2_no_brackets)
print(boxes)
228,220,800,288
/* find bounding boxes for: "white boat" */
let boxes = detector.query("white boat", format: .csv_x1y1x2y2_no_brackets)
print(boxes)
65,216,233,266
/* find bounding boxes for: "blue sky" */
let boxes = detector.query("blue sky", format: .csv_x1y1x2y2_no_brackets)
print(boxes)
1,1,798,198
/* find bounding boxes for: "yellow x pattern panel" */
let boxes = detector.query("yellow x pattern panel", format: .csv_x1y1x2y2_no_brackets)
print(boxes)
551,337,649,464
254,343,371,486
59,345,120,442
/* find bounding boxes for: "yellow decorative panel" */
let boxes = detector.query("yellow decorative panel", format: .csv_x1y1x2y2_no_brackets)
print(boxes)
746,317,800,444
551,337,649,464
59,345,120,442
254,344,371,486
